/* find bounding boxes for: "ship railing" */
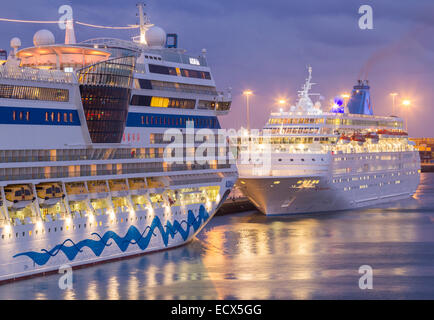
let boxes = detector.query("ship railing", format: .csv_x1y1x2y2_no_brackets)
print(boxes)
0,164,232,181
0,152,168,163
0,65,75,84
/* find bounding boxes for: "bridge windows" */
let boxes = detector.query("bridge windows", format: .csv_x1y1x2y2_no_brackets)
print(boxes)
0,84,69,102
131,94,196,109
148,63,212,80
148,64,177,76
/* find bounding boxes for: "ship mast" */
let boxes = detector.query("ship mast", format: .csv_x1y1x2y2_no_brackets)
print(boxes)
136,3,153,45
295,66,320,112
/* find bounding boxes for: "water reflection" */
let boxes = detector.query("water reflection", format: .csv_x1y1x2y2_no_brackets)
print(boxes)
1,174,434,299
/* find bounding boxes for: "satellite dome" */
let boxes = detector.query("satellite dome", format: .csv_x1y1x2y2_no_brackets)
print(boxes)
33,29,55,47
10,37,21,49
145,26,166,48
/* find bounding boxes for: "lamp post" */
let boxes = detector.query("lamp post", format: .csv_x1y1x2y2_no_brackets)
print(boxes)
390,92,398,116
243,90,253,132
341,93,350,106
277,99,287,112
402,99,411,131
341,93,350,113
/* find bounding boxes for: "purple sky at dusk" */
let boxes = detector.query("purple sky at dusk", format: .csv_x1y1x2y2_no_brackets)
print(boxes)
1,0,433,136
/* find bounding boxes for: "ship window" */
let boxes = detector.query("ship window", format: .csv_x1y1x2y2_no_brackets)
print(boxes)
70,113,73,122
180,68,211,80
12,111,16,121
0,84,69,102
148,64,177,76
26,112,29,121
19,112,23,120
64,113,68,122
138,79,152,89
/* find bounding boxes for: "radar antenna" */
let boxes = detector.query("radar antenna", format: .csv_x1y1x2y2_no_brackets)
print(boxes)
297,66,320,100
294,66,322,113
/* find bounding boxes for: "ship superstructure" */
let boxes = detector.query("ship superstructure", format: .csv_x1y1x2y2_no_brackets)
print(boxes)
0,4,236,282
237,68,420,215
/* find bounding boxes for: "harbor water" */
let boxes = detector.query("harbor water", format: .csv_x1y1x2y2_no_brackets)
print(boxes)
2,173,434,300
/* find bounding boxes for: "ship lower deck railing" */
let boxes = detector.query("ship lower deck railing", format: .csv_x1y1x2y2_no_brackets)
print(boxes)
0,164,233,182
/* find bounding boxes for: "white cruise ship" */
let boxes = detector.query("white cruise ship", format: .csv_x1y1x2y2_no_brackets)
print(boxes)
0,4,237,282
237,68,420,215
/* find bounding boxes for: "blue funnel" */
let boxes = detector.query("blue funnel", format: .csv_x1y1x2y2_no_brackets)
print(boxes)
347,80,373,115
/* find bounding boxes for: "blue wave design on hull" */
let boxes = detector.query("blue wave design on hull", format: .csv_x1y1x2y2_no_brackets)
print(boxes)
13,205,209,266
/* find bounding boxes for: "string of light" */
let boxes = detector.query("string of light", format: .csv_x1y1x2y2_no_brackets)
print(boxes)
75,21,138,29
0,17,139,29
0,18,59,23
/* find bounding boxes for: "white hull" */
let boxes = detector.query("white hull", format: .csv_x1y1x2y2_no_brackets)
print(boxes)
238,151,420,215
0,181,234,282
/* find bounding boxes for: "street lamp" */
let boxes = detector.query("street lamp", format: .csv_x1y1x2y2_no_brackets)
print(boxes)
243,90,253,131
277,98,288,113
341,93,350,104
402,99,411,131
390,92,398,115
341,93,350,112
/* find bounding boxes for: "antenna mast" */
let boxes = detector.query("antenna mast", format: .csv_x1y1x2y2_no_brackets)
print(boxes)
136,3,152,44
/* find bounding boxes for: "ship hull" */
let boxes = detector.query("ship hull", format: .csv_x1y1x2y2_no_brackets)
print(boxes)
0,182,234,283
238,151,421,216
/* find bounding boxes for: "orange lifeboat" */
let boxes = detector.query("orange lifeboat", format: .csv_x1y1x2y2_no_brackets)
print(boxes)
365,132,379,142
339,135,351,144
351,133,366,144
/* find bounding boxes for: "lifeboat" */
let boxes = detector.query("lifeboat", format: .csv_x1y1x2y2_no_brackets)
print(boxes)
36,183,64,207
109,179,129,197
128,178,147,196
65,182,88,201
365,132,379,143
351,133,366,145
87,180,109,199
339,135,351,144
377,129,389,135
4,184,35,209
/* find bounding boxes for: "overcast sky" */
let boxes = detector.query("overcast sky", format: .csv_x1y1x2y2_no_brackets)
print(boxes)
1,0,433,136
